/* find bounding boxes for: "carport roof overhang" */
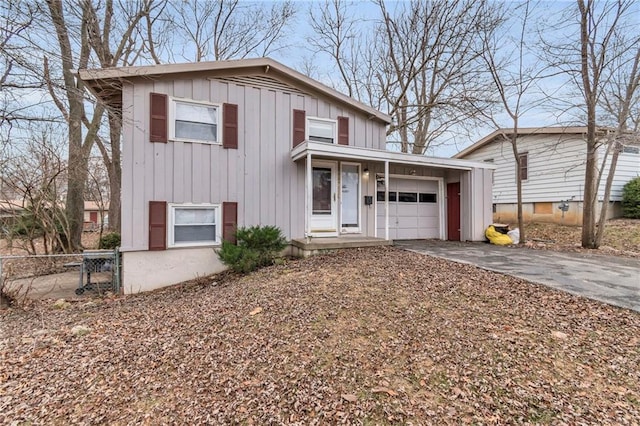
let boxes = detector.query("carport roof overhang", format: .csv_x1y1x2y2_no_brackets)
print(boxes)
291,141,497,171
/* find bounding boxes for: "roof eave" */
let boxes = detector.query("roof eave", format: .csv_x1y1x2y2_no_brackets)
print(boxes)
454,126,617,159
78,58,391,124
292,141,496,170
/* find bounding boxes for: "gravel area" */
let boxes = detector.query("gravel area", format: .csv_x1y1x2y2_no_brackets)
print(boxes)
2,247,639,424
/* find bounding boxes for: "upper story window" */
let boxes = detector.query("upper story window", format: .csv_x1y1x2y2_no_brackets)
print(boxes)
170,98,221,144
307,117,337,144
518,152,528,181
622,146,639,154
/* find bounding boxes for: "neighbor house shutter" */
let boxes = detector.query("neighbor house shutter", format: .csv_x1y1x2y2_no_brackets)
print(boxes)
222,103,238,149
338,116,349,145
150,93,168,143
149,201,167,250
222,202,238,244
293,109,306,147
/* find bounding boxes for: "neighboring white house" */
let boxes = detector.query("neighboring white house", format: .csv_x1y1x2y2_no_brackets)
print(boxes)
79,58,494,294
455,127,640,225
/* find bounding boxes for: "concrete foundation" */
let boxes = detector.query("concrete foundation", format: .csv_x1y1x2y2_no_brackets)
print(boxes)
493,201,621,226
122,247,225,294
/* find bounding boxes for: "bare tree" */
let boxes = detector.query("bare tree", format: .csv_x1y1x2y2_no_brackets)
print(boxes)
595,42,640,245
167,0,295,62
476,1,546,244
82,0,167,234
0,0,57,145
39,0,101,251
543,0,637,248
307,0,500,154
2,128,69,254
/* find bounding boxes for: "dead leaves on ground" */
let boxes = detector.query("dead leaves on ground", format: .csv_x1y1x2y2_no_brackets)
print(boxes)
1,246,640,424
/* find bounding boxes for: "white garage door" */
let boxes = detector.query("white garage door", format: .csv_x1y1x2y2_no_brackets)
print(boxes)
376,178,440,240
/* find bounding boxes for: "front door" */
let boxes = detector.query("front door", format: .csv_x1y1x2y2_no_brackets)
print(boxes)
310,161,338,235
447,182,461,241
340,163,360,233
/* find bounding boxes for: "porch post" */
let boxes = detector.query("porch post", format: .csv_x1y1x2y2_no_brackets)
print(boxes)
384,160,390,241
305,152,312,239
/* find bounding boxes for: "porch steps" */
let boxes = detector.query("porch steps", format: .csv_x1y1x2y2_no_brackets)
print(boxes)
290,237,392,258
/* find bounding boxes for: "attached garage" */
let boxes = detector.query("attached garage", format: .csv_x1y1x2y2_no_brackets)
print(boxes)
376,177,444,240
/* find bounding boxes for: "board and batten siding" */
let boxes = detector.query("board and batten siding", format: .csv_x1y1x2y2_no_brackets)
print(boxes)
461,134,640,204
120,75,387,251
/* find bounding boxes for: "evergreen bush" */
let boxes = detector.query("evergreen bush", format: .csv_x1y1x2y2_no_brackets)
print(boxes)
622,177,640,219
217,225,287,273
98,232,121,249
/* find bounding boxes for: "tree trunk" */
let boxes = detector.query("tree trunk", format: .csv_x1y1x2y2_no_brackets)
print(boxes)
578,0,598,249
66,139,90,250
581,139,598,248
510,130,526,245
107,113,122,233
595,144,619,245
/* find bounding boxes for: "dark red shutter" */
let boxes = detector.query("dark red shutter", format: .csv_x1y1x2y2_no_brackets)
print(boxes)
293,109,306,147
222,103,238,149
222,202,238,244
338,116,349,145
150,93,168,143
149,201,167,250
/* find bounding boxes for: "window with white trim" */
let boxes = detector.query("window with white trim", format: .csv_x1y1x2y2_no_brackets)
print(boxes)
170,98,221,143
307,117,337,144
168,204,220,247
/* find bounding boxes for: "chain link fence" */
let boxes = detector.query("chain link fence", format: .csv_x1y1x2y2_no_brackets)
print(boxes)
0,249,120,302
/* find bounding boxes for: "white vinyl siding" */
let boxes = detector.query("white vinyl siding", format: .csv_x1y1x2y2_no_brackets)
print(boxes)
462,134,640,204
168,204,220,247
170,98,221,144
463,135,586,203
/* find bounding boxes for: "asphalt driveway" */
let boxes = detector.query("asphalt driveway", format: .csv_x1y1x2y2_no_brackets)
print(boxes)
395,240,640,313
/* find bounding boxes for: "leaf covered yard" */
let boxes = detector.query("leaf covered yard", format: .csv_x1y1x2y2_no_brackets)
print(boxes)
1,247,639,424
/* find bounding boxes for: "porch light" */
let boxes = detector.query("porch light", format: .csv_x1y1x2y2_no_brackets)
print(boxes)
363,168,370,178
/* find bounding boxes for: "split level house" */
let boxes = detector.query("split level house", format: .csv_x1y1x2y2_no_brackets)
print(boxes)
79,58,494,293
455,127,640,225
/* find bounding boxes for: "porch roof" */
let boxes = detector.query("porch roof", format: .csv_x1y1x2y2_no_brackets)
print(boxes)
291,141,496,171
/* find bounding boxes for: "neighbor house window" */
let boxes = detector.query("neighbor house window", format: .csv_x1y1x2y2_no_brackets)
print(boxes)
307,117,337,143
518,152,528,181
622,146,639,154
168,204,220,247
170,98,221,143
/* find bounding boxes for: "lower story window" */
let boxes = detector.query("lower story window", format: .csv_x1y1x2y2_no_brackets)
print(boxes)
169,203,220,247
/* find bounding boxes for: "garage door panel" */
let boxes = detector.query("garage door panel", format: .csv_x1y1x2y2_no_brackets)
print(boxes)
418,227,439,239
396,216,419,228
418,216,439,228
376,178,440,240
397,204,419,217
417,204,438,215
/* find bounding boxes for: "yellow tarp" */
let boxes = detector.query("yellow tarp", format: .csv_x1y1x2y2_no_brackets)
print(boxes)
485,225,513,245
